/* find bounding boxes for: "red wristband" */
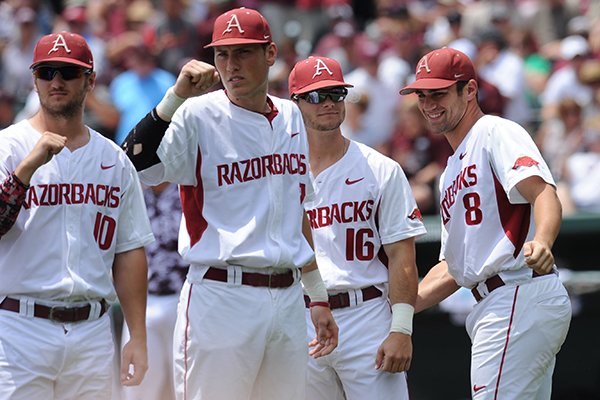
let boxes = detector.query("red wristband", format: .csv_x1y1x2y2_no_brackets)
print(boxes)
309,301,330,308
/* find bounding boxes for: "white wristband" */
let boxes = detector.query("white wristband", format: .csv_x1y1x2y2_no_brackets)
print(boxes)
390,303,414,335
302,269,328,303
156,87,186,120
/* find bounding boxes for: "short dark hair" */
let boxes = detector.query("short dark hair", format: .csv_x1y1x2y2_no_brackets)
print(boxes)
456,81,468,94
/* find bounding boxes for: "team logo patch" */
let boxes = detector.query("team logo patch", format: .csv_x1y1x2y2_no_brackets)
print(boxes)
408,208,423,221
512,156,539,170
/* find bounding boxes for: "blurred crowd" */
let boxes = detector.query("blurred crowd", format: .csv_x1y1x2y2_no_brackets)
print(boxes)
2,0,600,216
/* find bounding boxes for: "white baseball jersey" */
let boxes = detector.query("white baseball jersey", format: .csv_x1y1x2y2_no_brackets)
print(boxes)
304,141,426,290
138,90,314,274
0,120,154,301
438,115,555,288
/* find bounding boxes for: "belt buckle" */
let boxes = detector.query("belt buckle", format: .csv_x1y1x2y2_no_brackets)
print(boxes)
48,306,70,322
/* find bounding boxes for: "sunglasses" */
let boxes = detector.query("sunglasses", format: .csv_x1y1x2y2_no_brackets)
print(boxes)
33,66,91,81
294,88,348,104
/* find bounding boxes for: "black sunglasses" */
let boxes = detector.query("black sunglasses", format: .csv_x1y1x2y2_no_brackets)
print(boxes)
33,66,91,81
294,87,348,104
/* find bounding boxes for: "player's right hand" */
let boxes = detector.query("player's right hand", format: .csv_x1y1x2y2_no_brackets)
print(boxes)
173,59,220,99
15,131,66,185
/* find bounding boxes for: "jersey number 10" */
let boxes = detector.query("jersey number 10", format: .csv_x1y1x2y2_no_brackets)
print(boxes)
93,212,116,250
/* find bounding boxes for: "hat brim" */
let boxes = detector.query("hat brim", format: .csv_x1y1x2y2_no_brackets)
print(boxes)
293,81,354,95
399,78,458,95
204,38,271,48
30,57,93,69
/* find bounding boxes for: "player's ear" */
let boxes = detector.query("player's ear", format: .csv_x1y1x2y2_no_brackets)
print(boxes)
265,42,277,67
466,79,478,101
86,71,96,92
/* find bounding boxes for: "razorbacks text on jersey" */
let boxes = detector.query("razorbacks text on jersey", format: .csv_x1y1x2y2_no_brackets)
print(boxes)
304,140,426,291
438,115,555,288
0,120,154,301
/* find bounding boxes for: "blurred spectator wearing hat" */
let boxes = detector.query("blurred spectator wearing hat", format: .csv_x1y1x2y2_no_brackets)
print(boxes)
1,6,41,112
540,35,592,121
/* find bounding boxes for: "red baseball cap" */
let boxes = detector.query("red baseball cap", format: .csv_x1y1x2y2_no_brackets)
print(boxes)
30,31,93,70
399,47,475,95
288,56,353,96
204,7,272,48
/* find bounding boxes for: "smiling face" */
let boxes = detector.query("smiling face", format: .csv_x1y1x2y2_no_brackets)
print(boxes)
213,43,276,109
414,82,470,134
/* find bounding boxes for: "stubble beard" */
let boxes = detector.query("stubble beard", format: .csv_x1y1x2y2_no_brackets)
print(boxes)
40,85,87,120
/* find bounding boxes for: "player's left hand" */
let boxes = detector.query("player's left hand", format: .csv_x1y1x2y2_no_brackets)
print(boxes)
523,240,554,275
120,337,148,386
375,332,412,373
308,306,339,358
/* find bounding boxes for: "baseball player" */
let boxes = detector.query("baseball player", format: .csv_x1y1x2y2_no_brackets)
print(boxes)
0,32,153,399
120,7,338,400
289,56,427,399
400,48,572,399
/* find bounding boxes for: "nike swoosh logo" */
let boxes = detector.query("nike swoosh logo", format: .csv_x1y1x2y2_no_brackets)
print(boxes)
291,132,300,138
345,177,364,185
101,163,116,170
454,73,465,79
473,384,487,393
459,152,467,160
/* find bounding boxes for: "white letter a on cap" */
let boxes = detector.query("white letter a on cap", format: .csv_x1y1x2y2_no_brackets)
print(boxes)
48,33,72,54
312,59,333,79
416,55,431,74
223,14,245,35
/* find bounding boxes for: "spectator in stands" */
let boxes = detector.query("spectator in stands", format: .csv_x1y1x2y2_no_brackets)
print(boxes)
343,37,398,149
1,6,40,112
109,42,175,144
540,35,592,121
152,0,199,76
536,98,586,180
558,123,600,215
475,26,533,129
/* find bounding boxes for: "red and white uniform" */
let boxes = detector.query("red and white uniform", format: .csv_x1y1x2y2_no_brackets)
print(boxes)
0,120,153,300
138,90,314,400
439,115,571,399
304,141,426,400
0,120,153,399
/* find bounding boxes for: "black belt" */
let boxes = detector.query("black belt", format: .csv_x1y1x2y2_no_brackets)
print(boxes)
304,285,383,309
471,270,543,302
0,297,109,323
203,267,295,288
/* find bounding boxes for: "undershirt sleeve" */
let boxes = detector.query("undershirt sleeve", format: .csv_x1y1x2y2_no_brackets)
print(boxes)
0,173,28,238
121,109,170,171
